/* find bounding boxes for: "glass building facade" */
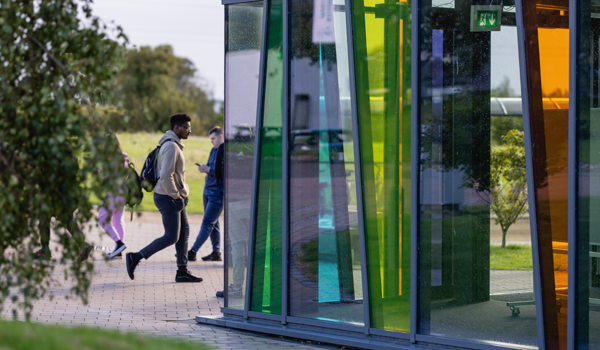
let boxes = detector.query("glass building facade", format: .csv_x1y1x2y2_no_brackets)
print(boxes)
202,0,600,349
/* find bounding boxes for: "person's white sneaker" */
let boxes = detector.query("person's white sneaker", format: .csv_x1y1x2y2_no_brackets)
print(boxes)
106,241,126,259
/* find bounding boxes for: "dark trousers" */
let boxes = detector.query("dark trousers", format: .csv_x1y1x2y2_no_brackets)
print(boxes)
191,192,223,253
140,193,189,267
38,213,84,250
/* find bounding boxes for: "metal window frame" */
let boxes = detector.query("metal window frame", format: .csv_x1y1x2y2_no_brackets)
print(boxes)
222,0,260,5
243,0,270,320
221,307,244,316
286,316,365,333
567,0,585,349
223,3,230,309
415,335,538,350
249,310,282,321
515,0,547,348
410,0,422,343
369,328,411,340
281,0,290,327
345,0,372,337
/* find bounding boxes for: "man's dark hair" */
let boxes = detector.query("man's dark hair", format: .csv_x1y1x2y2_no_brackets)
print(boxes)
208,126,223,136
170,113,192,130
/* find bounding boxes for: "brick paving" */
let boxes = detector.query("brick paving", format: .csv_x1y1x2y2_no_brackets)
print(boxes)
0,217,333,350
490,270,534,295
1,214,537,349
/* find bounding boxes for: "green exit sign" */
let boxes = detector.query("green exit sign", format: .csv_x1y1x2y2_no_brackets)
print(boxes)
471,5,502,32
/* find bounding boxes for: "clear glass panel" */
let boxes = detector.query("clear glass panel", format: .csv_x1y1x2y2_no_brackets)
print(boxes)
288,0,364,325
250,0,283,315
224,1,263,310
576,1,600,347
520,2,569,348
490,26,536,336
418,1,537,346
350,0,411,332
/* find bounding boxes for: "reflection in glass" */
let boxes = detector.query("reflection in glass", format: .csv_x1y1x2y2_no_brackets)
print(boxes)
350,0,411,332
575,1,600,348
288,0,363,325
418,1,537,346
224,1,263,311
250,0,283,315
520,1,569,348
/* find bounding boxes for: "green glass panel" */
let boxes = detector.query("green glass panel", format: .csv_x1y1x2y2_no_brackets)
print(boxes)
249,0,283,315
351,0,411,332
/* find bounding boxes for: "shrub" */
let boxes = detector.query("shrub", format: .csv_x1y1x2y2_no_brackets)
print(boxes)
0,0,128,319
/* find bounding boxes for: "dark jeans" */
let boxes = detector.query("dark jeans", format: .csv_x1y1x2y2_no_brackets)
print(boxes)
191,192,223,253
140,193,189,267
39,213,85,251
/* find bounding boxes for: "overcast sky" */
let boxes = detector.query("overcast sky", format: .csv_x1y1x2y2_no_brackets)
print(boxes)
89,1,521,102
90,0,225,100
491,26,521,96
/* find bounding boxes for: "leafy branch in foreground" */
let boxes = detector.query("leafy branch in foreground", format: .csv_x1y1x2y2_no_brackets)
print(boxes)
0,0,128,319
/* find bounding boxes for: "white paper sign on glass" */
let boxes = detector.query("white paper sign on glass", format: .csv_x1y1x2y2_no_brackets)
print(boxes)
312,0,335,43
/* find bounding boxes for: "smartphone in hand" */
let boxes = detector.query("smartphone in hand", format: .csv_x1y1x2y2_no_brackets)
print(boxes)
195,163,201,167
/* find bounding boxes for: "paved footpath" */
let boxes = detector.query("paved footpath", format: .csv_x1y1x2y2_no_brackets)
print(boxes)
1,217,336,350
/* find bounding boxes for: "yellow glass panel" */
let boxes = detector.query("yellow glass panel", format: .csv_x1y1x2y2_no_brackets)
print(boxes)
352,0,411,332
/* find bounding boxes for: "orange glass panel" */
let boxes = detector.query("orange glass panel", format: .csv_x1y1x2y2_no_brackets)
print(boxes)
538,21,569,350
538,28,569,332
521,2,569,349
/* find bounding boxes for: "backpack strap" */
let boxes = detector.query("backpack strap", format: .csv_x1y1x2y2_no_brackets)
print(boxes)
159,138,175,147
155,138,176,183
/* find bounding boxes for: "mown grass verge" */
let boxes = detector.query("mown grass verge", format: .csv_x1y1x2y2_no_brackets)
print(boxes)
0,319,212,350
490,244,533,270
92,132,214,215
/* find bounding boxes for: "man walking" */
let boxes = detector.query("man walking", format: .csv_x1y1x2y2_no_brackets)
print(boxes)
188,126,224,262
126,113,202,283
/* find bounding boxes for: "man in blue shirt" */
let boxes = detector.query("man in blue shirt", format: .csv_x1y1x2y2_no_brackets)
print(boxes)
189,126,224,261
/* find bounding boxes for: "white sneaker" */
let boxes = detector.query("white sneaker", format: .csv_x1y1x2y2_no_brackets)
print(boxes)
106,241,126,259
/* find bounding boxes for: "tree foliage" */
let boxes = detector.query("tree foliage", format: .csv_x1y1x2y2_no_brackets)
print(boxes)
490,129,528,248
0,0,128,319
420,110,491,193
106,45,218,134
491,76,518,98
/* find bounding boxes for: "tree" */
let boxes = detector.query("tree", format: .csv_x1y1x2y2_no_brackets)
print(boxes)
0,0,128,319
112,45,218,134
491,76,518,97
490,130,528,248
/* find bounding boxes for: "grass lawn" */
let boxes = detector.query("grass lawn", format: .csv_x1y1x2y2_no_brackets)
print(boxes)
490,244,533,270
0,319,212,350
94,132,214,215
